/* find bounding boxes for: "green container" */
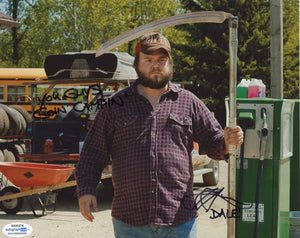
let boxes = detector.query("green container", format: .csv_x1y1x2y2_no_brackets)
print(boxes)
237,86,248,98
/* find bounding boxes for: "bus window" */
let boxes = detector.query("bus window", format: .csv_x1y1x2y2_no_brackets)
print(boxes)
34,85,89,103
0,86,4,102
7,86,26,102
64,86,89,102
34,86,68,103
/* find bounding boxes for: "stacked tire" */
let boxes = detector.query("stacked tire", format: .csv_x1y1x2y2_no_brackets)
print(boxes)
0,104,31,162
0,104,31,136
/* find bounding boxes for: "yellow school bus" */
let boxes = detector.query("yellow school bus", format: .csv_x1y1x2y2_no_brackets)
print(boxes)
0,68,118,119
0,68,46,113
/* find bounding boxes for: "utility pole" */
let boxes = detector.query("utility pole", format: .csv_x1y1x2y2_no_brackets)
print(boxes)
270,0,283,99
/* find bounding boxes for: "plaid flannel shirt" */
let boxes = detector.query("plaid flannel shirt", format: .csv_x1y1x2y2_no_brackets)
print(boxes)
75,81,225,226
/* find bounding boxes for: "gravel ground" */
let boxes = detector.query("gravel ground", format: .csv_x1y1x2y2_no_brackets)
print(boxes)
0,161,229,238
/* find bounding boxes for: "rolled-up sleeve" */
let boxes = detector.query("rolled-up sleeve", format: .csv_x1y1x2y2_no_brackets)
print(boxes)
192,98,225,160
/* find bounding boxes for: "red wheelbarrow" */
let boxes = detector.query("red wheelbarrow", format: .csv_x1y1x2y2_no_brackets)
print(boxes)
0,162,74,216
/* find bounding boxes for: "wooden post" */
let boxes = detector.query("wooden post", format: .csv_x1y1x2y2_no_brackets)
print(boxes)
227,16,238,238
270,0,283,99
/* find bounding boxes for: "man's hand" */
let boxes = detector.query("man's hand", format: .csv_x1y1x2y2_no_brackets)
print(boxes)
224,126,244,154
78,194,99,222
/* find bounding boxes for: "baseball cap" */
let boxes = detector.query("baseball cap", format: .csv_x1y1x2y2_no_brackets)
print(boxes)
135,32,171,56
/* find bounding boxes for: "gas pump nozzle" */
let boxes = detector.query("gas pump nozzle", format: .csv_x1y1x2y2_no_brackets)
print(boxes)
259,108,268,161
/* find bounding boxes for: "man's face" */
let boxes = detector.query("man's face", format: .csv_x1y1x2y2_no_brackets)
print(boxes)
136,48,173,89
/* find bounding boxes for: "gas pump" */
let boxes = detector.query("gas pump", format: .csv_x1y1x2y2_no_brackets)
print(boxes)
226,98,295,238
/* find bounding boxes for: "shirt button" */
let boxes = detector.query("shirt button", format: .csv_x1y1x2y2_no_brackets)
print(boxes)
151,170,155,174
151,190,155,194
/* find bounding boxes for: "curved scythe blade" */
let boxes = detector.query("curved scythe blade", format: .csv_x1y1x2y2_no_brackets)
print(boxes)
96,11,233,57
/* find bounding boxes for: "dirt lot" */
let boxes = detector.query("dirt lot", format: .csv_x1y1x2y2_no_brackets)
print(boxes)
0,161,229,238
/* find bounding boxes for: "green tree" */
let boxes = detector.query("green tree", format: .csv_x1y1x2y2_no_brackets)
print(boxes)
0,0,26,66
283,0,299,99
18,0,66,67
176,0,298,126
0,0,181,67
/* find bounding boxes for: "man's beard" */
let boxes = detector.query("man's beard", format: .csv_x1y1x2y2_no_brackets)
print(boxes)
136,68,173,89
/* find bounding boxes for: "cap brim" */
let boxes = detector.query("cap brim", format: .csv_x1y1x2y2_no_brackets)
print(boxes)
142,46,171,57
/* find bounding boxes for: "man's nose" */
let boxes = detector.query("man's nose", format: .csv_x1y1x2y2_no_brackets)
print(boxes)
152,61,161,68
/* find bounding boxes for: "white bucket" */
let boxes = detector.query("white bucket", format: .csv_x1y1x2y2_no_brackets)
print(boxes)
290,211,300,238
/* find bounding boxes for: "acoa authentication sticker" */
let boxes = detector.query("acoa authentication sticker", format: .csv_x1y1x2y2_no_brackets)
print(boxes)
2,223,32,237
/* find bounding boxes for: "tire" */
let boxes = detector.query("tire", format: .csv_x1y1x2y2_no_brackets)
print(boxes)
202,160,219,186
9,143,25,162
9,107,25,135
0,150,4,162
0,186,24,214
0,104,21,135
0,106,10,136
18,142,26,152
2,148,16,162
17,111,27,135
10,105,32,124
10,105,32,134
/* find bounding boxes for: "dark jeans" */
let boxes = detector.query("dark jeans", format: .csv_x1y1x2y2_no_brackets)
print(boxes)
112,217,197,238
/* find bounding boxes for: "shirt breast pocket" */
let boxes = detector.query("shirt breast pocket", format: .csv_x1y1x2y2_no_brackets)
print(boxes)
169,113,192,126
114,114,138,129
168,113,192,135
168,113,193,149
113,114,138,145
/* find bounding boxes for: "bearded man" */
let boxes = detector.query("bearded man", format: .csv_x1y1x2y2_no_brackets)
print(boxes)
76,32,243,238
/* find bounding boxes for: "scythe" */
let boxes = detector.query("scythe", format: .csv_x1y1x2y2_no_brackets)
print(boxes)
96,11,238,238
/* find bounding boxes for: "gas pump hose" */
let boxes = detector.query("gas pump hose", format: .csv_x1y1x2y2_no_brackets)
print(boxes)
254,159,263,238
236,124,249,210
254,108,268,238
